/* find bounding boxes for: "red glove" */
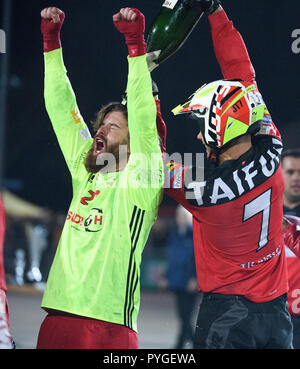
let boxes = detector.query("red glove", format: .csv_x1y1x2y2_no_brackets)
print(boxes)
41,7,65,52
113,8,146,57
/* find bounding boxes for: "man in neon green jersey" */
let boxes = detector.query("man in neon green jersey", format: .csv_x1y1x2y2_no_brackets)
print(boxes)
36,7,163,349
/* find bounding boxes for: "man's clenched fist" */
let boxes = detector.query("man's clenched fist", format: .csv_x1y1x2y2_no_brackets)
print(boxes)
113,8,146,57
41,7,63,23
113,7,138,23
41,7,65,52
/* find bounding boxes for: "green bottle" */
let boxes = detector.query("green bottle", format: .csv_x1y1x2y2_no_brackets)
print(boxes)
146,0,205,72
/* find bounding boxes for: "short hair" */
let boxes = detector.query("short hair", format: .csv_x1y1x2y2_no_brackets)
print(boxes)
92,102,128,133
281,148,300,163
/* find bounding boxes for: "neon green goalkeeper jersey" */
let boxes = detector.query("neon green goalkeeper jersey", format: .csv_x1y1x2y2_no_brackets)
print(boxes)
41,48,163,332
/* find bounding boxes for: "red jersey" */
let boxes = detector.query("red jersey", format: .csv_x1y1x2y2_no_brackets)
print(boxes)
0,195,6,292
285,247,300,315
283,215,300,316
163,10,288,303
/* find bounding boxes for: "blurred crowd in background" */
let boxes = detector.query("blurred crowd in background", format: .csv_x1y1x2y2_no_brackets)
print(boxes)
2,193,199,348
2,190,178,292
2,190,63,289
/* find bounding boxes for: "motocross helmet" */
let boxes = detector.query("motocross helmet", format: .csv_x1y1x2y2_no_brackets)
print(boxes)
172,80,266,150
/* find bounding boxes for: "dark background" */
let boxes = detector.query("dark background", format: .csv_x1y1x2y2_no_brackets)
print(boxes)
1,0,300,213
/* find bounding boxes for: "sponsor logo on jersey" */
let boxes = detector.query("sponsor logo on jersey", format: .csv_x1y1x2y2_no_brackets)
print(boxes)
71,108,83,123
79,127,91,141
67,208,103,233
240,246,282,269
184,137,282,207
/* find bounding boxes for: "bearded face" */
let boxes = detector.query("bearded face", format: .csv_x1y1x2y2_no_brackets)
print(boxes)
85,110,130,173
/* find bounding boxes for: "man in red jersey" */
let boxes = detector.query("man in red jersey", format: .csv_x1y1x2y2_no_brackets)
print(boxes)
281,149,300,348
0,195,13,349
156,0,293,348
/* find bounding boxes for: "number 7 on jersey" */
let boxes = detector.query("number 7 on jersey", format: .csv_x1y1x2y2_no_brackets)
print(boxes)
243,188,272,252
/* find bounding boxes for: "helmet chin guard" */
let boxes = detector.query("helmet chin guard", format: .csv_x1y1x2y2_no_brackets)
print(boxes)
172,80,266,150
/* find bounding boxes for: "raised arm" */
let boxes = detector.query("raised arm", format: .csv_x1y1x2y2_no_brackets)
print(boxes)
113,8,160,156
208,5,256,83
41,8,92,178
113,8,163,208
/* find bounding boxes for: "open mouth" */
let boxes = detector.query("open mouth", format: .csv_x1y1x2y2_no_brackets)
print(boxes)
94,138,105,155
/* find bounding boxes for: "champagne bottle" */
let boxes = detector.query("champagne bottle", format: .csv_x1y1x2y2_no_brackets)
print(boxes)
146,0,205,72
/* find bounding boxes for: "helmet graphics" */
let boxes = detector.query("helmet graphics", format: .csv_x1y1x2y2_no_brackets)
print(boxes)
172,80,266,150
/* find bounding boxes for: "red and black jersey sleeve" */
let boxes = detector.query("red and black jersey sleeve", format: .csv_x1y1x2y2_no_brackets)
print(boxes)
208,9,255,83
208,9,281,141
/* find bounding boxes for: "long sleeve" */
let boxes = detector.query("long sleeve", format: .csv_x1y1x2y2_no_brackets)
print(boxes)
208,10,255,83
126,55,159,156
125,54,164,209
44,48,92,179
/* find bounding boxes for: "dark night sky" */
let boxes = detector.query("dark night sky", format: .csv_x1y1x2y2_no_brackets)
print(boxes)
1,0,300,212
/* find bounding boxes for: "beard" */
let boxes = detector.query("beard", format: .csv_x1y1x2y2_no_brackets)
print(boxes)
84,140,129,174
84,146,105,173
